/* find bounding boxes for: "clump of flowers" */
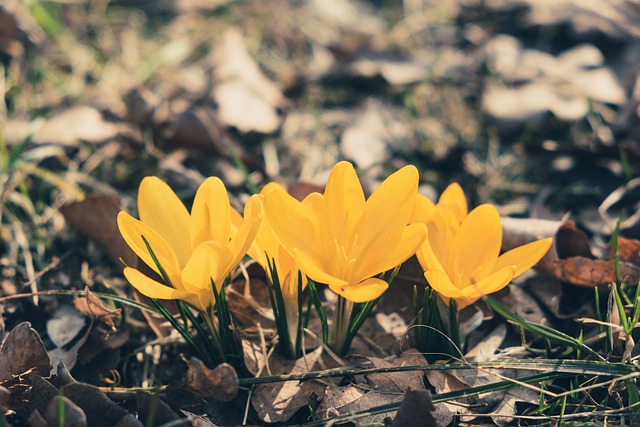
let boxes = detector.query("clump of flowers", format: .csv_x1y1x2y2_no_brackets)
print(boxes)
263,161,427,355
411,183,552,354
118,176,262,366
246,183,308,359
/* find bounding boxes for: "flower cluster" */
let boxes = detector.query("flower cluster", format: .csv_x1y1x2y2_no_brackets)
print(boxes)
118,162,552,359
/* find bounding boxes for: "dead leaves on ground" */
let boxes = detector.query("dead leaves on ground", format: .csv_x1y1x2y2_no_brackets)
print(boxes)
503,217,640,288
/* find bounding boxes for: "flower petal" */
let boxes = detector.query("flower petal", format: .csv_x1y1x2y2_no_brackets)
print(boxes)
227,194,263,273
123,267,201,309
445,204,502,285
181,241,231,310
352,223,426,283
264,186,324,264
328,277,389,303
410,194,437,224
321,161,366,253
137,177,191,266
492,237,553,278
302,192,324,217
190,177,231,249
424,268,460,299
454,266,516,309
415,226,447,274
117,211,182,288
356,166,419,244
438,182,468,222
294,248,348,289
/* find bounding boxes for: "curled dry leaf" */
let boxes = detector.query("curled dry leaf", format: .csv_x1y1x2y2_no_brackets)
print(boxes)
183,357,239,402
504,217,640,288
554,221,640,288
0,322,51,384
74,286,121,331
60,194,137,267
44,396,87,427
60,382,137,427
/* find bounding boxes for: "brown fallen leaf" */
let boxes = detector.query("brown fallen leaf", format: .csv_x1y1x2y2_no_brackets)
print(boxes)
60,382,135,427
317,352,430,424
182,357,239,402
135,391,180,425
0,322,51,384
74,286,121,331
60,194,136,267
555,257,640,288
392,390,437,427
44,396,87,427
252,347,326,423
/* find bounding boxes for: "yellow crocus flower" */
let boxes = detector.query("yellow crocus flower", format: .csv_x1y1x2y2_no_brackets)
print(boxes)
246,182,306,349
117,176,262,312
412,183,552,309
264,161,427,303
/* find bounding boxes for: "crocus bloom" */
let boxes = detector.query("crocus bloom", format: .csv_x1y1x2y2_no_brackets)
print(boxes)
264,161,427,303
118,176,262,312
412,183,552,309
246,182,306,348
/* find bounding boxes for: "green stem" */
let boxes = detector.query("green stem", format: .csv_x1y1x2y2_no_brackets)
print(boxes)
329,296,353,356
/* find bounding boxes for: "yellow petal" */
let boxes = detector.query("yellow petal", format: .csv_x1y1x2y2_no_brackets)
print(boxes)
410,194,437,224
356,166,419,246
124,267,201,309
424,268,460,300
492,237,553,278
352,223,426,283
181,241,231,310
321,161,366,252
117,211,182,288
328,277,389,303
294,248,348,289
264,186,324,264
260,181,287,196
302,192,324,217
445,204,502,285
454,266,516,309
190,177,231,249
137,177,191,266
415,227,447,274
228,194,263,273
438,182,468,222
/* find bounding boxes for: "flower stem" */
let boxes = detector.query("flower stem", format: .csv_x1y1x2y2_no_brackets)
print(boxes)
329,295,354,356
204,307,226,363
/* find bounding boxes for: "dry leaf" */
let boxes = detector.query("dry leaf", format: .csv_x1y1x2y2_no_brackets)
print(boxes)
347,52,429,85
31,106,133,147
0,322,51,384
212,28,285,133
317,352,429,425
392,390,437,427
60,194,137,267
482,35,626,126
60,382,136,427
44,396,87,427
183,358,239,402
252,347,326,423
74,286,121,331
341,101,407,169
135,391,180,425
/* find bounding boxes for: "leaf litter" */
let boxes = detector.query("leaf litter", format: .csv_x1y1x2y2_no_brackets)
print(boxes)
2,0,640,425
